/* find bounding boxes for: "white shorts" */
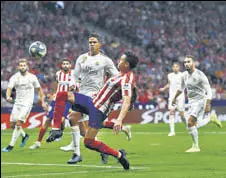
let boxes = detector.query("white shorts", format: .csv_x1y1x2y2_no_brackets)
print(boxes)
10,104,32,122
78,114,89,122
168,95,185,112
187,99,206,121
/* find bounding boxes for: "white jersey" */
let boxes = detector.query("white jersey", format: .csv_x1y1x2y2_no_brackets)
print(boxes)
168,72,184,99
73,52,119,97
180,69,212,103
8,72,41,106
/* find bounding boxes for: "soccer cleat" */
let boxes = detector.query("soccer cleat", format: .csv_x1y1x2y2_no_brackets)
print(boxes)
210,114,223,128
46,130,63,143
118,149,130,170
20,134,29,147
123,125,132,141
2,145,13,152
67,153,82,164
29,141,41,149
60,142,74,152
168,132,176,137
185,147,200,153
100,153,109,164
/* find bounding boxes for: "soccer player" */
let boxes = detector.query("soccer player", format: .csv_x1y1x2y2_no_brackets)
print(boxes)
29,58,75,149
46,51,139,170
160,61,186,136
172,55,223,153
2,58,48,152
59,33,132,165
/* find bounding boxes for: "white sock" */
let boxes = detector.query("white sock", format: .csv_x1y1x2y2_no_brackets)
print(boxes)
71,126,80,156
20,128,26,137
9,126,22,146
197,113,210,128
188,126,199,148
169,115,175,133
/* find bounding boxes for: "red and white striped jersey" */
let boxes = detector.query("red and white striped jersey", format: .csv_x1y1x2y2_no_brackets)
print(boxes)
56,70,75,93
93,71,135,115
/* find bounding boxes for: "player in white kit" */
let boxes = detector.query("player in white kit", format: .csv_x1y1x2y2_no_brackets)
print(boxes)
2,58,47,152
160,61,186,136
59,33,131,164
172,55,222,152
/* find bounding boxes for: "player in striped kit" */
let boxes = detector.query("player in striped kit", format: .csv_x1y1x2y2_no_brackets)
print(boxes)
46,51,139,170
59,33,132,165
2,58,47,152
160,61,186,136
29,58,75,149
172,55,222,152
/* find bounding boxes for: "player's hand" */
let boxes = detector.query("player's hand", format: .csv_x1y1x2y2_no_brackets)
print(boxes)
113,120,122,135
204,103,211,113
6,97,13,103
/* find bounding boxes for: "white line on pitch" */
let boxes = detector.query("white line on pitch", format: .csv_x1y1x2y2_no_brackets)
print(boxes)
1,162,148,170
1,169,126,178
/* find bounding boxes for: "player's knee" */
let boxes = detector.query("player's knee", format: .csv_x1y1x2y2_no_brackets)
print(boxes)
84,138,94,148
188,117,196,127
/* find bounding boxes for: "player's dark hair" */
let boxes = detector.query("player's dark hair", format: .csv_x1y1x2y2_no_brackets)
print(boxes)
124,51,139,69
61,58,72,64
88,32,101,42
172,60,180,66
185,55,195,61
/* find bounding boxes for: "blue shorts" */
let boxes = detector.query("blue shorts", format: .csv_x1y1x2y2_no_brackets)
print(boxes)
47,100,71,120
72,92,107,129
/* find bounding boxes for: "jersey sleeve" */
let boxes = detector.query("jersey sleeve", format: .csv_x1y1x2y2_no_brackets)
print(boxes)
33,75,41,88
105,57,119,77
121,72,135,97
8,75,16,88
201,72,212,100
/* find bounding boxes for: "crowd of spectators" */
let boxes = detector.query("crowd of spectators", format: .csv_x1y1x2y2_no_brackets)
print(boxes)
1,1,226,108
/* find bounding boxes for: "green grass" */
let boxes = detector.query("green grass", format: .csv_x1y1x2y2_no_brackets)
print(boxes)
1,122,226,178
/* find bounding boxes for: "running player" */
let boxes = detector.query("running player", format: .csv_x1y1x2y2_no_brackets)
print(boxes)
160,61,186,136
46,51,139,170
2,58,47,152
29,58,75,149
172,55,222,152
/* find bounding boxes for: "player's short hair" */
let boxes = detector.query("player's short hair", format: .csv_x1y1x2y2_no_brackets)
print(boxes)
18,58,28,64
88,32,101,42
185,55,195,61
61,58,72,64
124,51,139,69
172,60,180,66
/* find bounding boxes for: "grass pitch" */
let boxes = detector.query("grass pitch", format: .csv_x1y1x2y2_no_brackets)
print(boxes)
1,123,226,178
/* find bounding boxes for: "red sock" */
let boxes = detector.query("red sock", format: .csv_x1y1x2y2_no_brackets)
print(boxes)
84,138,119,158
104,121,122,130
37,128,46,142
53,92,68,129
103,121,114,129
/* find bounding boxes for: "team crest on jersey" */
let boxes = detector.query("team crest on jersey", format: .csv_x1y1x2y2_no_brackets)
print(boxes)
82,56,87,63
95,61,99,66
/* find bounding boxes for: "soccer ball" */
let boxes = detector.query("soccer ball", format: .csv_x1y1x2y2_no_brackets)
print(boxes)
29,41,47,58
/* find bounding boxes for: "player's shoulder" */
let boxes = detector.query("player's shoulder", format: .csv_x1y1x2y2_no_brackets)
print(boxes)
168,72,173,77
181,71,188,78
195,68,205,76
99,52,113,61
27,72,38,78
